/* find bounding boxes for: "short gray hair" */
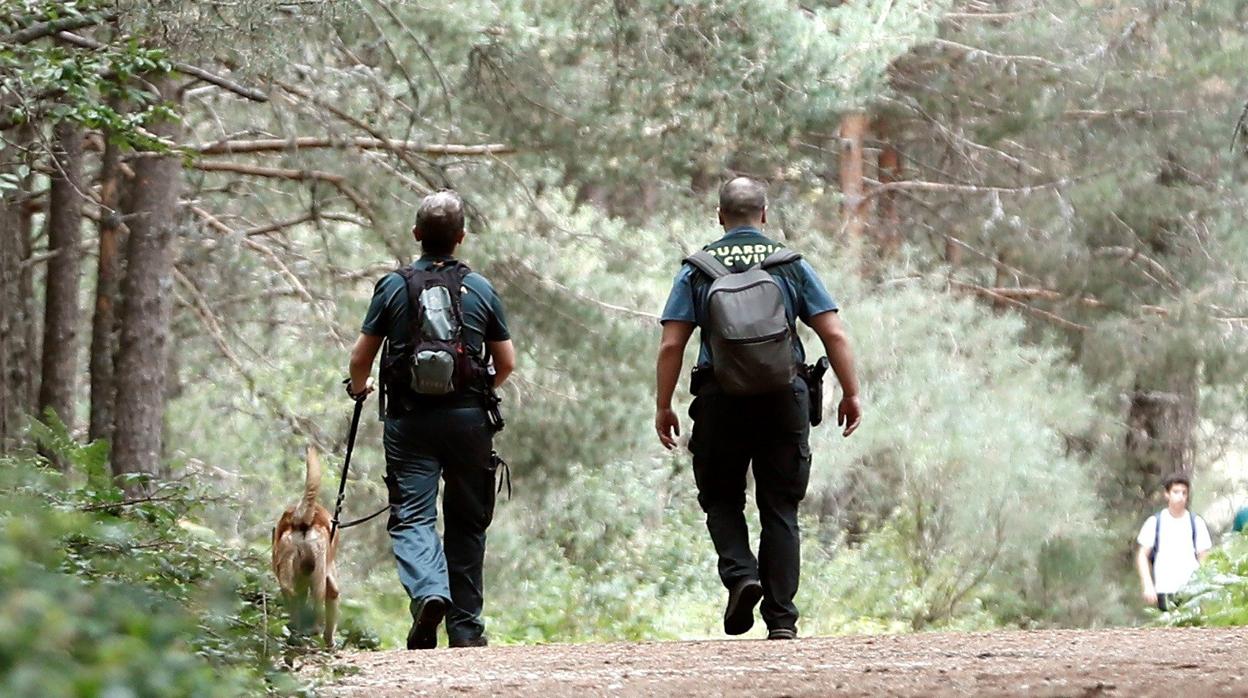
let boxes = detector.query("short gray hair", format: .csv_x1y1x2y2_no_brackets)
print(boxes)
718,176,767,219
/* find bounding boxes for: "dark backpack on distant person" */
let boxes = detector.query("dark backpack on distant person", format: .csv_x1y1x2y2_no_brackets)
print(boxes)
684,248,802,395
1148,509,1198,573
379,261,482,409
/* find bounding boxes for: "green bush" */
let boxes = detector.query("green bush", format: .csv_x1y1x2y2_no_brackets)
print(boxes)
1166,534,1248,627
0,424,319,696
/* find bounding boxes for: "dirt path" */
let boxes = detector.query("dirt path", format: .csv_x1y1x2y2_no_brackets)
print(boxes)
321,627,1247,697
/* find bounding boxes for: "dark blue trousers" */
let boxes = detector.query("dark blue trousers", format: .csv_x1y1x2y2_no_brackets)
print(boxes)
383,406,496,643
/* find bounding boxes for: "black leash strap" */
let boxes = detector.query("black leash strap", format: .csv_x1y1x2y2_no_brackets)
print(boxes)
338,503,390,530
330,397,365,542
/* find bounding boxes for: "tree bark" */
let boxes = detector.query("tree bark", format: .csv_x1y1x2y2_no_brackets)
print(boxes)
112,77,182,491
88,123,127,444
38,121,85,443
877,138,903,257
18,125,39,415
1125,375,1199,505
0,132,38,453
838,111,869,240
0,145,24,452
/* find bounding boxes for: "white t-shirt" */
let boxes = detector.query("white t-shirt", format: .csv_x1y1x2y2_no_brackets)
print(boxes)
1137,510,1213,594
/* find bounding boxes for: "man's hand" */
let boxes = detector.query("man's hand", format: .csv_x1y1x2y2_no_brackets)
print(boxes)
345,376,375,402
1142,586,1158,607
838,395,861,437
656,407,681,450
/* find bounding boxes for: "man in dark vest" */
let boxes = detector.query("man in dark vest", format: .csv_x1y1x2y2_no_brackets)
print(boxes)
655,176,861,639
347,190,515,649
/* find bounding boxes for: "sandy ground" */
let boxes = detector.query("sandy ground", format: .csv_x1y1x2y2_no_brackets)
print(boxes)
317,627,1248,697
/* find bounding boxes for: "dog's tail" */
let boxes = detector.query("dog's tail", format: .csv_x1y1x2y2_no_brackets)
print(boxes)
295,446,322,526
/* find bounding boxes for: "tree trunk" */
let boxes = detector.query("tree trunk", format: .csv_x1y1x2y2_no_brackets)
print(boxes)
88,125,127,445
838,111,869,240
0,145,24,452
0,133,39,453
877,138,903,257
38,121,85,444
112,77,183,491
1125,374,1199,505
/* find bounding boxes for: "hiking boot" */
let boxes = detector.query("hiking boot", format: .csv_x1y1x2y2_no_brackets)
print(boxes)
449,635,489,648
406,596,448,650
723,578,764,636
767,627,797,641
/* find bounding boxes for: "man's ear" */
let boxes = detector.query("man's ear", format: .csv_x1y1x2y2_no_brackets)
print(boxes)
455,229,466,246
412,225,422,242
760,207,767,225
717,207,724,227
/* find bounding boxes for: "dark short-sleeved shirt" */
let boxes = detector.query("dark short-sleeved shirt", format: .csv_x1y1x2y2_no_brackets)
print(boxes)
361,255,510,359
660,226,838,368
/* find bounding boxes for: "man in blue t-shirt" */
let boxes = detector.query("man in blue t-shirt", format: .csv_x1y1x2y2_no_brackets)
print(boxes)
655,177,862,640
347,190,515,650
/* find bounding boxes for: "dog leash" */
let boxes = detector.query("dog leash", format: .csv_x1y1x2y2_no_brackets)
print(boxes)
330,395,366,542
337,503,390,530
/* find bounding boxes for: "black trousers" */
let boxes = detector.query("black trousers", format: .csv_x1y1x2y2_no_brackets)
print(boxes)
383,406,496,643
689,377,812,631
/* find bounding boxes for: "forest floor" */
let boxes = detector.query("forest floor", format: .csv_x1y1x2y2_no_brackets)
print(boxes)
316,626,1247,696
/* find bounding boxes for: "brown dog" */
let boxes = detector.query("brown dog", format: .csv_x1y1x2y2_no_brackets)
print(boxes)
272,447,340,645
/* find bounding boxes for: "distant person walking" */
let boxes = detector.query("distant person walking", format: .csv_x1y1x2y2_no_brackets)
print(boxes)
1233,506,1248,534
1135,474,1212,611
654,176,861,639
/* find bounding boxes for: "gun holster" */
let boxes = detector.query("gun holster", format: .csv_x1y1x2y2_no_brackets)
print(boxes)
803,357,830,427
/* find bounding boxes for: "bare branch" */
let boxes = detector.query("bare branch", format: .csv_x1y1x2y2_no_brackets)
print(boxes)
54,32,269,102
188,204,349,348
928,38,1062,70
865,176,1073,200
173,267,330,451
950,281,1089,332
187,160,373,219
4,13,116,44
189,136,513,156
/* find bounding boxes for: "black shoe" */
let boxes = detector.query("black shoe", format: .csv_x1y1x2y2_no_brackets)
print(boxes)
723,578,764,636
767,627,797,640
449,635,489,648
406,596,448,650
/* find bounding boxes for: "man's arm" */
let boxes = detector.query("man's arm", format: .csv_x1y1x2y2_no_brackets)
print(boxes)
1136,544,1157,606
655,321,695,449
349,333,384,396
487,339,516,388
807,311,861,437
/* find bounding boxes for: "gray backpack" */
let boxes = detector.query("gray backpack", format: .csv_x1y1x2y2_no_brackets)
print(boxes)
684,248,802,395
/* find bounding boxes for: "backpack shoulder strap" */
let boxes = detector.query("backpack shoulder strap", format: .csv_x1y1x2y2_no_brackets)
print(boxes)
760,248,802,269
396,264,427,342
684,251,730,279
1190,511,1198,555
1153,510,1163,556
